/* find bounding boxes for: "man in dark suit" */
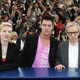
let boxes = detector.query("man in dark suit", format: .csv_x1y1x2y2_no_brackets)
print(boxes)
20,13,59,68
55,22,80,70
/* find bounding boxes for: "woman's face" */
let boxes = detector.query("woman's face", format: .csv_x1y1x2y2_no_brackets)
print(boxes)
12,35,17,40
0,26,12,42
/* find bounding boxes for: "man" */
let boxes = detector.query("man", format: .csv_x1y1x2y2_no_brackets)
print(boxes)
55,22,80,70
20,14,59,68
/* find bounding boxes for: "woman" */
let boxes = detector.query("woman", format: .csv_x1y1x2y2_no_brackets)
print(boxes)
11,31,24,51
0,22,19,71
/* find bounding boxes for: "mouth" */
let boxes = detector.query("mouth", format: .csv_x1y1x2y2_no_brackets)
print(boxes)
4,36,9,39
45,30,49,32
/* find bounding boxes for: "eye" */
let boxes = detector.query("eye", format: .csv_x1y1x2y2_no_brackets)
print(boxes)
48,25,52,27
43,24,46,27
8,31,12,33
3,30,6,32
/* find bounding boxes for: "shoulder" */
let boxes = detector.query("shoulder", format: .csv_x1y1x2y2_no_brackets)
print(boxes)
26,33,39,40
9,42,17,47
78,38,80,42
9,42,19,51
51,37,60,44
58,40,68,48
9,42,16,45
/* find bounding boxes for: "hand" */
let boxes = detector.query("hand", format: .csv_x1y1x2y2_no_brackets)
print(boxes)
55,64,65,70
38,0,42,4
61,35,67,41
29,4,33,9
54,21,57,26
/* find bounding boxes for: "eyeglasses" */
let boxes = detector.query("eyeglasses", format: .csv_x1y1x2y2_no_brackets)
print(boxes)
67,31,79,35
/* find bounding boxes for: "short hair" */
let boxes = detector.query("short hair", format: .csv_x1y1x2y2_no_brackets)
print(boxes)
0,22,12,31
11,31,18,40
54,14,59,18
65,22,80,32
41,13,54,25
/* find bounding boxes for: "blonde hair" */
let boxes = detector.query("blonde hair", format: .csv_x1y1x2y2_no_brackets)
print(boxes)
65,22,80,32
12,5,17,10
0,22,12,31
11,31,18,40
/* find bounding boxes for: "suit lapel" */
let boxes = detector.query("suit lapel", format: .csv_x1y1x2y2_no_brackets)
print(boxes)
32,34,39,56
6,43,10,61
0,42,9,62
78,39,80,67
0,43,2,61
65,39,80,67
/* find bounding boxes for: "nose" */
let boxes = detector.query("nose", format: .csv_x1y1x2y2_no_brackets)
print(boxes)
6,31,10,35
71,33,76,37
6,31,9,34
45,26,48,29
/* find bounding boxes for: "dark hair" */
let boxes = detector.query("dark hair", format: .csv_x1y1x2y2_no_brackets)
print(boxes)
41,12,54,25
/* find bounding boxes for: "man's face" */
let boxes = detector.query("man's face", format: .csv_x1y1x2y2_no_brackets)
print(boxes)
40,20,53,36
66,26,79,42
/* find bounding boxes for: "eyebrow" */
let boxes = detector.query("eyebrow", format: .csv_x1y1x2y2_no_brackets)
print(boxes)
2,24,12,28
68,31,79,33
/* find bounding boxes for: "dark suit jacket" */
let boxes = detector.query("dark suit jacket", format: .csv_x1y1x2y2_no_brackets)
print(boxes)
0,42,19,71
55,39,80,67
20,33,59,68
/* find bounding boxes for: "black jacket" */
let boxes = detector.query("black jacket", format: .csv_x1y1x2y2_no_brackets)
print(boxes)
0,42,19,71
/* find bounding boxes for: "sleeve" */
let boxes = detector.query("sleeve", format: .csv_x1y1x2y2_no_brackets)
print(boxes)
55,43,62,66
20,35,32,67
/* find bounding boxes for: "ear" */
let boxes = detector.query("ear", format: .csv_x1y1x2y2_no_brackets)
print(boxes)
52,25,54,30
78,32,80,36
0,32,1,36
39,23,42,29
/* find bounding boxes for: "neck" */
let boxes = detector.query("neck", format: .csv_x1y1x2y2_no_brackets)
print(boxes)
40,33,51,40
12,38,16,41
69,40,78,45
1,40,8,46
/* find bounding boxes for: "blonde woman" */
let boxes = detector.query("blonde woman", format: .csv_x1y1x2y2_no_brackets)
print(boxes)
11,31,24,52
0,22,19,71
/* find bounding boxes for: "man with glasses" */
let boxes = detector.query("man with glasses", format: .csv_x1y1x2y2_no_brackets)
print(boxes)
55,22,80,70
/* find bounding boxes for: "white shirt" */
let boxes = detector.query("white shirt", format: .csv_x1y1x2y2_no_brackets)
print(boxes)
69,42,79,68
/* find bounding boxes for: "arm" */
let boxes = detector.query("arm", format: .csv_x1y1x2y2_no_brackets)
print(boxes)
55,43,65,70
0,61,18,71
20,34,32,67
55,64,65,70
74,16,80,22
38,0,46,12
64,0,74,7
0,45,19,71
27,4,33,18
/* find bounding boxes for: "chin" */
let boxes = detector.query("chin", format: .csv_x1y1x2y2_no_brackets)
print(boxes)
4,39,9,42
44,34,50,36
